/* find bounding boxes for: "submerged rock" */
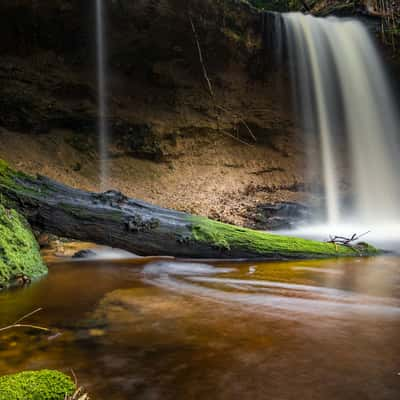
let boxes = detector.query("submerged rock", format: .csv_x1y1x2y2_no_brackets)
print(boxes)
72,248,98,259
0,204,47,290
0,370,76,400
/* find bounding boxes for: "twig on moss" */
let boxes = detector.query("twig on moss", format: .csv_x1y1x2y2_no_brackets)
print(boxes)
64,369,90,400
70,369,78,386
326,231,371,246
326,231,371,254
65,386,90,400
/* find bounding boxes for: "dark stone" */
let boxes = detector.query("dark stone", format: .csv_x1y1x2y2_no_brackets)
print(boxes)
72,249,97,259
9,273,31,288
114,123,163,161
176,234,191,245
252,201,313,230
98,190,128,202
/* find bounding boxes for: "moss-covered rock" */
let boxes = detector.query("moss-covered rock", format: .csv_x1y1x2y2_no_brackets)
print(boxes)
0,370,76,400
0,203,47,289
190,216,379,258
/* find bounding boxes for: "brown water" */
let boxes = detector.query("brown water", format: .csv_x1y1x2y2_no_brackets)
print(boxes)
1,255,400,399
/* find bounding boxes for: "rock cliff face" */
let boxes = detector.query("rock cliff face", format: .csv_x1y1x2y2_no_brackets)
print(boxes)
0,0,273,146
0,1,396,291
0,0,298,151
0,0,306,226
1,1,397,227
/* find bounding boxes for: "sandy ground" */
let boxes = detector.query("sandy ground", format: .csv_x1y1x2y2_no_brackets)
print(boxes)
0,127,308,226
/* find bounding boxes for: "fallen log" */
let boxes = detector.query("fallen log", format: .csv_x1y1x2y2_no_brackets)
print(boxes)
0,160,378,260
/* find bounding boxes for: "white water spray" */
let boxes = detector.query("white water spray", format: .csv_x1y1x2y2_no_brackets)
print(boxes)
96,0,109,190
282,14,400,228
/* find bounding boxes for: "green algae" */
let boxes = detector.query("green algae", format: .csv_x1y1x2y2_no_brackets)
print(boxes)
0,159,43,198
190,216,379,258
0,204,47,289
0,370,76,400
0,159,7,173
0,159,23,185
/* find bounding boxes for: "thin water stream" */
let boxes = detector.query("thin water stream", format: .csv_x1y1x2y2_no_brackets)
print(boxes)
96,0,109,190
1,256,400,399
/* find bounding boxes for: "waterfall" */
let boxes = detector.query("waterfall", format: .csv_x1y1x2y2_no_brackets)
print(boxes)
95,0,109,190
280,13,400,227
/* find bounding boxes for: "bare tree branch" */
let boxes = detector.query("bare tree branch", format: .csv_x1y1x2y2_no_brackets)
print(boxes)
326,231,371,254
188,13,256,145
189,14,214,98
0,308,50,334
13,307,43,324
215,105,257,142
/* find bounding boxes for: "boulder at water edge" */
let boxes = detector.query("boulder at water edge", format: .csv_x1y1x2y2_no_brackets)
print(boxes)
0,204,47,290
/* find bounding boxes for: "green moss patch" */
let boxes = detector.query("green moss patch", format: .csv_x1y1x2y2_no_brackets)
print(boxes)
0,204,47,289
0,370,76,400
0,159,38,196
0,159,16,186
0,159,8,174
190,216,379,258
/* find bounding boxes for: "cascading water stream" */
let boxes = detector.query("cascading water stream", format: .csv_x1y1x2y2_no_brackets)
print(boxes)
95,0,109,190
277,13,400,230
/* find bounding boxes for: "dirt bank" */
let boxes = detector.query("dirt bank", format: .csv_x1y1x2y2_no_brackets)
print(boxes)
0,127,307,227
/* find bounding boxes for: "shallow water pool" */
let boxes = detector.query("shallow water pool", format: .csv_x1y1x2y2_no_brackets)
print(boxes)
1,255,400,399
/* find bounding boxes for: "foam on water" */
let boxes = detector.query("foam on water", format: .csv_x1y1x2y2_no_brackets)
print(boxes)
143,261,236,276
147,274,400,319
83,248,138,260
142,260,400,320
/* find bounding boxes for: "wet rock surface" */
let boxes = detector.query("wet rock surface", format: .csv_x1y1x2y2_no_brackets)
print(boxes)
72,249,98,259
250,201,313,230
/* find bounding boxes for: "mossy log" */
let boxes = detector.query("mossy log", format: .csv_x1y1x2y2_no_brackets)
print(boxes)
0,160,378,260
